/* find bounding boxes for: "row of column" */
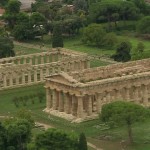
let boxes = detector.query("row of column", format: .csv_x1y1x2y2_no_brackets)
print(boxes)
46,88,94,118
96,85,150,111
0,53,62,65
1,60,90,89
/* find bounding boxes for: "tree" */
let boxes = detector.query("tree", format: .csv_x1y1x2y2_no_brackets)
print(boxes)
89,0,139,30
15,109,35,126
73,0,88,12
4,119,32,150
112,40,132,62
13,12,35,41
3,0,21,28
0,122,7,150
137,16,150,34
82,23,106,47
35,129,79,150
103,32,118,49
78,133,87,150
0,36,15,58
37,92,45,103
0,0,9,7
100,101,150,144
52,23,64,48
132,42,145,60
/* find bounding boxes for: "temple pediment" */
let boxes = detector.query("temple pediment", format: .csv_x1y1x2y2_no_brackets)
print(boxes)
46,72,78,85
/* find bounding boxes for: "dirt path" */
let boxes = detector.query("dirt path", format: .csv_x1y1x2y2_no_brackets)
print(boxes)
87,142,103,150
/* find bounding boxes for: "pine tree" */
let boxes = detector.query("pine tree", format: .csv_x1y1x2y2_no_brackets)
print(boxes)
52,24,63,48
78,132,88,150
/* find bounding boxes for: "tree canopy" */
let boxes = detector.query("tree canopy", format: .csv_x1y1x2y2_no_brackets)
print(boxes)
0,36,15,58
35,128,79,150
137,16,150,34
112,40,132,62
100,101,150,143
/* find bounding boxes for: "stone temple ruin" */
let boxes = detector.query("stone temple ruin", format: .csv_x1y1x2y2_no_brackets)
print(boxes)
0,48,90,90
44,59,150,122
0,47,150,123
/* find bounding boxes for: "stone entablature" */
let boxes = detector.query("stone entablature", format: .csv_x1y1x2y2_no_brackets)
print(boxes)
44,58,150,122
0,48,90,90
0,48,87,65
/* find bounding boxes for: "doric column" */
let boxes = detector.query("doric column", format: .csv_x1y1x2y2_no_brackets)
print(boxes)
71,95,76,116
57,53,60,61
46,67,49,76
52,67,55,74
29,57,33,65
3,75,7,87
24,58,27,64
58,91,64,112
64,92,69,114
58,65,61,73
52,54,55,62
22,72,25,84
35,57,38,65
87,96,92,116
34,70,37,82
63,63,67,72
40,69,43,81
16,76,19,85
46,55,50,63
106,92,111,102
28,71,32,83
17,59,21,64
115,90,122,100
41,56,44,64
87,60,90,69
80,61,84,70
134,87,139,102
143,85,148,106
52,89,57,110
70,62,73,71
97,93,103,112
125,88,130,101
46,88,51,110
9,75,13,86
77,95,84,118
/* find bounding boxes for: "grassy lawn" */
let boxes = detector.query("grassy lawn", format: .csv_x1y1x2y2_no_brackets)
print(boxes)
14,34,150,60
14,44,42,56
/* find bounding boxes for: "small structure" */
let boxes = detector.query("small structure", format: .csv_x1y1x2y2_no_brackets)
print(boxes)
44,59,150,122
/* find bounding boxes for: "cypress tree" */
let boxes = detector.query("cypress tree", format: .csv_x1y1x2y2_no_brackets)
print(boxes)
52,23,63,48
78,132,88,150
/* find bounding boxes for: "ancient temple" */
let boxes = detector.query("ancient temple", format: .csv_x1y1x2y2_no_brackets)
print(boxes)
44,59,150,122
